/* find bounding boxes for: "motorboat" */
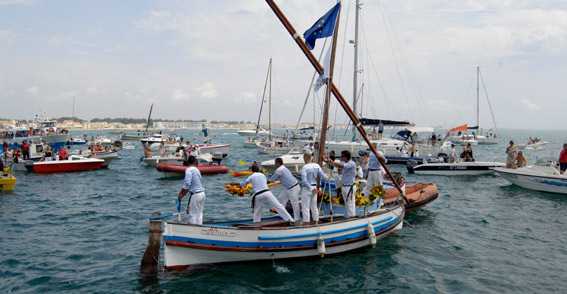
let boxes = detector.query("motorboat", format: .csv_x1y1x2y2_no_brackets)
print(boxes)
92,151,120,168
236,128,270,137
1,167,16,191
3,120,71,150
260,147,306,175
256,140,293,155
24,156,104,173
384,154,446,165
66,136,87,145
493,158,567,194
407,160,505,175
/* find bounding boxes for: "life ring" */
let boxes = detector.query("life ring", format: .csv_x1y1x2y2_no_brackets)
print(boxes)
113,140,123,151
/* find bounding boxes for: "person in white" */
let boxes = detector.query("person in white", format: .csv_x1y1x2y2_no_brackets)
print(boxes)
325,150,358,217
235,165,293,223
362,144,387,198
303,142,314,153
300,152,328,223
449,143,458,163
176,156,206,224
268,157,301,221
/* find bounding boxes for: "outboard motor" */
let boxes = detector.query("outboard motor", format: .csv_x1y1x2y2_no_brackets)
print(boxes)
437,152,448,163
406,159,419,174
25,160,35,172
212,152,223,165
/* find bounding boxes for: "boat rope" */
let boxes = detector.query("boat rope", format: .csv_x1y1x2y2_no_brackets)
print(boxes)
403,219,474,269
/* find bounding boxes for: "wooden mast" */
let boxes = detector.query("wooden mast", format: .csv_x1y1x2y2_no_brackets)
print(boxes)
265,0,405,195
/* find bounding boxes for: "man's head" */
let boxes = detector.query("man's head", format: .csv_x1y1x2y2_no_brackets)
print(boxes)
275,157,283,167
341,150,352,161
251,165,261,173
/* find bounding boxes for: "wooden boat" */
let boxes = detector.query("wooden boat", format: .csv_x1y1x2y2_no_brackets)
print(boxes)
146,1,408,272
1,168,16,191
25,156,104,173
156,163,230,177
407,160,505,175
493,158,567,194
383,182,438,212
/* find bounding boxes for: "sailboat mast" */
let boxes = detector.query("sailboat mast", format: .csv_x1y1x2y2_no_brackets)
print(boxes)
145,103,153,133
352,0,360,140
269,58,272,141
476,66,480,133
72,96,75,122
265,0,405,194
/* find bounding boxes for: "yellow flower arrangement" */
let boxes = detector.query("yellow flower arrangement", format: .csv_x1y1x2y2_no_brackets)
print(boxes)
224,184,252,196
369,185,386,202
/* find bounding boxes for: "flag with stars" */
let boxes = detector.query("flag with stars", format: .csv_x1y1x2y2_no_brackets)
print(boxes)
303,2,341,50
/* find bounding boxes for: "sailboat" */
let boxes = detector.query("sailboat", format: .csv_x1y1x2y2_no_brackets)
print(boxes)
255,58,294,155
448,67,499,145
156,2,405,270
122,104,153,140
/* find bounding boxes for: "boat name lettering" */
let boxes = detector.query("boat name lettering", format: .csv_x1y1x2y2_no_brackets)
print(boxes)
201,228,235,237
450,166,467,170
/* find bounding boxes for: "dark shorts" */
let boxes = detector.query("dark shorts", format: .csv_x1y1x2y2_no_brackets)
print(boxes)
378,130,383,134
560,162,567,172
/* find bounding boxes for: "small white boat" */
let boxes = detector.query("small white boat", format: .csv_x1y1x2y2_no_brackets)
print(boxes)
260,147,306,175
93,151,120,168
256,140,293,155
407,160,505,175
493,158,567,194
236,128,270,137
142,156,185,167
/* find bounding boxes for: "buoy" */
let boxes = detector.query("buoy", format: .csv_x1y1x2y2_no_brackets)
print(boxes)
367,223,376,248
141,211,162,274
317,235,325,257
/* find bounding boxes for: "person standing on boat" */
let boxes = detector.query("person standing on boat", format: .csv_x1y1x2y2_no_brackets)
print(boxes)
506,140,518,168
300,152,328,224
559,143,567,174
362,144,387,198
268,158,301,221
358,150,369,179
177,155,206,225
325,150,358,217
21,140,30,160
235,165,293,223
449,144,458,163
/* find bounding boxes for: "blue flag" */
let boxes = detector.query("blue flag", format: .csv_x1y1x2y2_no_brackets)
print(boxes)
303,2,341,50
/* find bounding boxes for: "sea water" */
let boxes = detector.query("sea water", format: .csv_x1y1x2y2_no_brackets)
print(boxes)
1,129,567,293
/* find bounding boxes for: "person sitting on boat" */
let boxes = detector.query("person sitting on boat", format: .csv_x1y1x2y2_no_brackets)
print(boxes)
358,150,369,178
506,140,518,168
177,155,206,225
362,144,387,199
464,143,474,162
159,142,166,157
325,150,358,217
559,143,567,174
515,151,527,168
267,157,301,221
233,165,294,223
300,152,328,224
248,160,259,171
449,144,458,163
84,146,99,159
189,146,200,158
11,148,21,163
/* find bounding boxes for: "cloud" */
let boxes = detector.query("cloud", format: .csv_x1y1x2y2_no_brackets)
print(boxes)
194,82,217,99
171,83,217,102
520,98,541,110
26,86,39,96
0,30,18,44
171,87,190,101
0,0,37,6
235,91,257,103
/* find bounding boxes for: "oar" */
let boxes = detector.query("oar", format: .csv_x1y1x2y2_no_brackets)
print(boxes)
238,160,247,166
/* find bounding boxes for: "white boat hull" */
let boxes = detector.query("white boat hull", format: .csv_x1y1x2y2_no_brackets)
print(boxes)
163,205,404,269
494,165,567,194
408,161,506,175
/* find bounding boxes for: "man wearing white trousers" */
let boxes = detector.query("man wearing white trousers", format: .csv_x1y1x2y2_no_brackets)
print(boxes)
177,155,206,224
363,144,387,199
325,150,357,217
268,157,301,221
236,165,294,223
300,152,328,224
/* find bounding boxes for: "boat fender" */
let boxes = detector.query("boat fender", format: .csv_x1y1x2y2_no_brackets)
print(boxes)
25,160,35,172
317,235,325,257
367,223,377,248
113,140,123,151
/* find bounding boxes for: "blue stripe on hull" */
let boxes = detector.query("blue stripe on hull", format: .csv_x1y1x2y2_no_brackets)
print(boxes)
164,215,400,249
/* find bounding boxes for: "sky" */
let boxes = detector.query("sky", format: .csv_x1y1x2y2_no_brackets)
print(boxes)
0,0,566,130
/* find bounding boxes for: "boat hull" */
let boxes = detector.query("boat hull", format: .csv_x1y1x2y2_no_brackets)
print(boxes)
156,163,230,176
494,166,567,194
30,159,104,173
1,168,16,191
407,161,505,175
163,205,404,269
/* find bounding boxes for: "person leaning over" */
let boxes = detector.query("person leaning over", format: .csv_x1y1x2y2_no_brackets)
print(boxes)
559,143,567,174
268,158,301,221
